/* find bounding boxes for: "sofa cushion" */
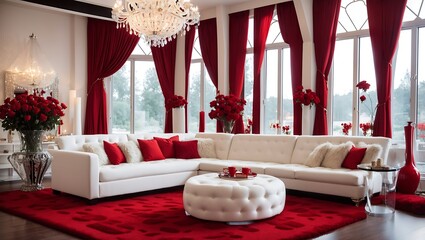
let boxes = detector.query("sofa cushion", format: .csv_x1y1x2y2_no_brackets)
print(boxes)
195,133,233,160
99,159,200,182
154,135,179,158
264,164,309,179
341,146,367,169
357,142,382,164
227,135,297,164
295,167,368,186
198,159,280,174
196,138,217,158
321,142,352,169
137,139,165,161
82,142,109,165
118,141,143,163
304,142,331,167
174,140,201,159
103,141,126,165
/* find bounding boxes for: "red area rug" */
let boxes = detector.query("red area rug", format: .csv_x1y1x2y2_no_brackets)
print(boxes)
372,193,425,215
0,188,366,240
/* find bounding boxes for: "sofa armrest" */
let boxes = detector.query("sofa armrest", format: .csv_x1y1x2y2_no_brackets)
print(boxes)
48,149,100,200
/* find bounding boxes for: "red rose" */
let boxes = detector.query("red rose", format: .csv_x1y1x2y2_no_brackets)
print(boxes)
356,80,370,91
360,95,366,102
24,115,31,121
39,114,48,122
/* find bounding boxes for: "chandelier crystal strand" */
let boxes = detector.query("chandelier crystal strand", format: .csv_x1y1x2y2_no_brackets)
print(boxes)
112,0,200,47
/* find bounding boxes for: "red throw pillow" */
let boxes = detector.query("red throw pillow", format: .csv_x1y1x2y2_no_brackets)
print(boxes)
174,140,201,159
154,135,180,158
103,141,126,165
137,139,165,161
342,146,367,169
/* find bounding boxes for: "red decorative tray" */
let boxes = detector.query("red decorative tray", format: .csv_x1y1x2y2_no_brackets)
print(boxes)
218,172,257,179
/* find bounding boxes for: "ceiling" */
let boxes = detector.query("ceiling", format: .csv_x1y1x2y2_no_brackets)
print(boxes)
79,0,252,11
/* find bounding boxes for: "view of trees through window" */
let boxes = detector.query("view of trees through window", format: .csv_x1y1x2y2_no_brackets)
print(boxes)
110,44,164,133
333,0,425,145
110,1,424,146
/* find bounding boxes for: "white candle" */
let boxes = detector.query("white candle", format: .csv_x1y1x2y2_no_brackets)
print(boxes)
74,97,82,135
69,90,76,133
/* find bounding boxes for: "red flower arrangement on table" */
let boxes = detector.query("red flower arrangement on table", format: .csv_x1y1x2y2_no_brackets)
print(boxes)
293,86,320,108
0,90,67,131
209,93,246,133
417,122,425,141
357,80,376,136
270,122,291,135
244,117,253,134
341,122,352,135
165,95,188,110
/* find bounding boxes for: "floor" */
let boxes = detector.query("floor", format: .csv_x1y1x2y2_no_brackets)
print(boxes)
0,178,424,240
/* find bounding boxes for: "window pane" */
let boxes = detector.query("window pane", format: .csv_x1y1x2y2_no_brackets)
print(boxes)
244,53,254,126
332,39,354,135
191,31,202,60
134,61,163,133
418,27,425,146
282,48,293,132
204,71,217,132
266,16,284,44
264,49,278,134
392,29,412,141
111,61,131,133
359,37,377,136
188,62,201,133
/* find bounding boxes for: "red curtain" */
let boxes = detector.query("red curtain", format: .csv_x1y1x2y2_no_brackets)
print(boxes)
198,18,218,88
252,5,275,134
312,0,341,135
185,27,196,133
85,18,139,134
229,10,250,134
276,2,304,136
151,39,177,133
367,0,407,138
198,18,220,131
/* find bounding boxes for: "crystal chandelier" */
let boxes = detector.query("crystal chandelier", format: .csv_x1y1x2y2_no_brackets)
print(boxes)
8,33,56,88
112,0,200,47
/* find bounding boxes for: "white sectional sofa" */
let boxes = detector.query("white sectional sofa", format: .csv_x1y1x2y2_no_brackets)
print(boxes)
48,133,391,204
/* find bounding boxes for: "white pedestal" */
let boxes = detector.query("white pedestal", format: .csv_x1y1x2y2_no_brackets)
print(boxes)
172,108,185,133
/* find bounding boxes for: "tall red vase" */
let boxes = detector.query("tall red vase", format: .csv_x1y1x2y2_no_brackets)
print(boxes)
396,122,420,194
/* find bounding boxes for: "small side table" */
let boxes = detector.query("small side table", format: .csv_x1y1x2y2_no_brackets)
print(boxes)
358,163,400,216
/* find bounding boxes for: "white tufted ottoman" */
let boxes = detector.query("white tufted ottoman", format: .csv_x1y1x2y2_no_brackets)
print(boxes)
183,173,286,223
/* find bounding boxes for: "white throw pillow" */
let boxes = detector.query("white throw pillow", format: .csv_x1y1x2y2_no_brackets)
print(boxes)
321,142,353,169
195,138,217,158
357,142,382,164
82,143,110,166
118,141,143,163
305,142,332,167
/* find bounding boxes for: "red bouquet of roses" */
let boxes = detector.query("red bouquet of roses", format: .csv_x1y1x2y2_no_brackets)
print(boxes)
209,93,246,122
360,122,373,136
165,95,188,110
0,90,67,131
294,86,320,108
341,122,352,135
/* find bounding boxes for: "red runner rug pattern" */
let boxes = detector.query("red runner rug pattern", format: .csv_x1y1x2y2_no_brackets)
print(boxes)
0,188,366,240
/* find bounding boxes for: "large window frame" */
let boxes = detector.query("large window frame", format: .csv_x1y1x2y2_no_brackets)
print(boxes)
330,6,425,147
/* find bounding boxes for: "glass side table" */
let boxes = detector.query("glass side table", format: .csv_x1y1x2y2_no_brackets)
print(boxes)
357,163,400,216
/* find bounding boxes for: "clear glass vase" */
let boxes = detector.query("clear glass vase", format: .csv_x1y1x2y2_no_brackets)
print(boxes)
221,120,235,133
8,130,51,191
19,130,44,153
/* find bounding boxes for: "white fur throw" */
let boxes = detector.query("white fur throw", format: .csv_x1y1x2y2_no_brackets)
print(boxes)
357,142,382,164
82,143,110,166
196,138,217,158
118,141,143,163
321,142,353,169
305,142,332,167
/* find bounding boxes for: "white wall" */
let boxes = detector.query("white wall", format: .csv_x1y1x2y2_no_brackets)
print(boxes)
0,1,87,136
